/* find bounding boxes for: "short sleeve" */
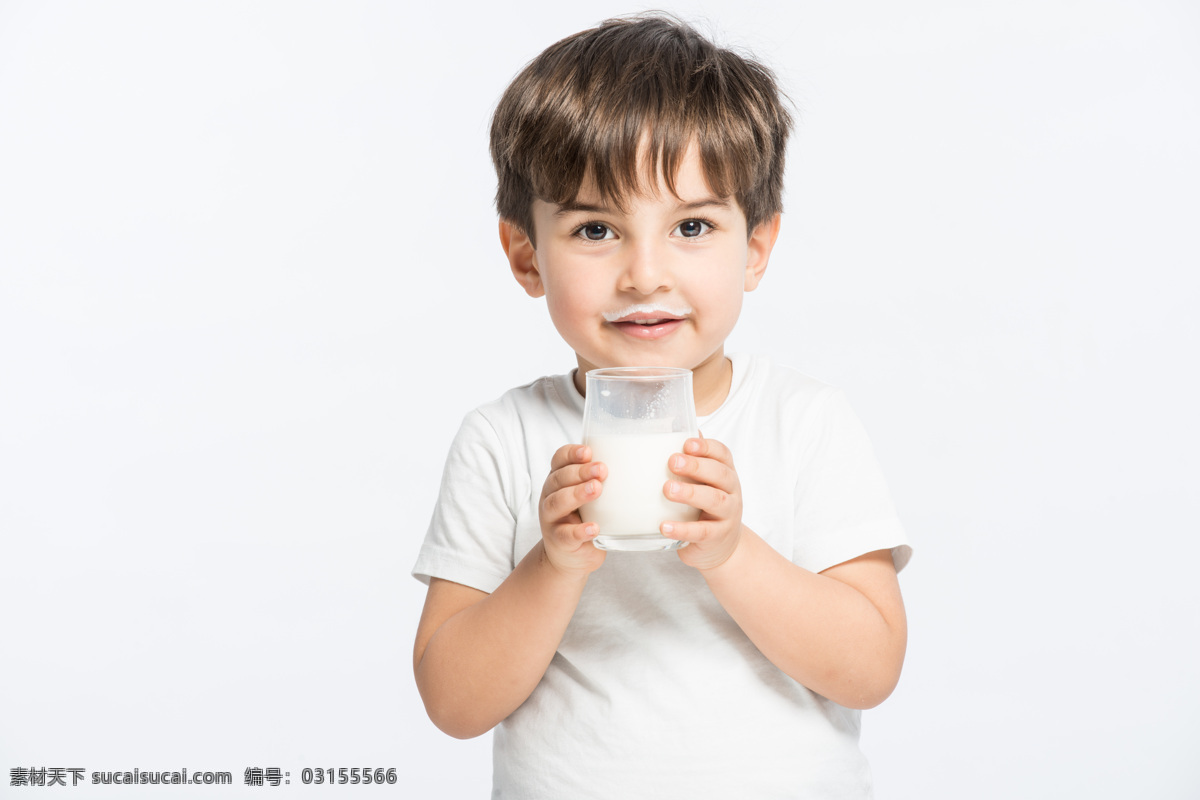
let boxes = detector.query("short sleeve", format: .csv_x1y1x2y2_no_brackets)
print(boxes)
412,409,519,593
792,389,912,574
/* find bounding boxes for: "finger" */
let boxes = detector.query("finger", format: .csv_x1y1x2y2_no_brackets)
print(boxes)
682,435,734,467
553,520,599,545
659,518,718,544
542,476,602,521
549,443,591,472
543,459,607,499
667,451,738,495
543,523,607,577
664,478,737,519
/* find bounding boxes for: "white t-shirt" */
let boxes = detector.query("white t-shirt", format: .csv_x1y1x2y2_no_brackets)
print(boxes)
414,353,911,799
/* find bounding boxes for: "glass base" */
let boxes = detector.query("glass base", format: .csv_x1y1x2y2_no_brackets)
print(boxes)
593,534,688,552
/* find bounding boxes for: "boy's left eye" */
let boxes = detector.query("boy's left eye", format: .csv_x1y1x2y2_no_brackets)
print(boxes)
675,220,711,238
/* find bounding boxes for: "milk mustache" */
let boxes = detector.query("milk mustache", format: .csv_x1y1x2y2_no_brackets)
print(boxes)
580,432,700,535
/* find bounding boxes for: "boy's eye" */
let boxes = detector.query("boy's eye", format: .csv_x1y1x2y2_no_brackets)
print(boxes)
576,223,613,241
676,219,711,238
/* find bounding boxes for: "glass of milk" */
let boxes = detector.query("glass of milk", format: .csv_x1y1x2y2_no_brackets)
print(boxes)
579,367,700,551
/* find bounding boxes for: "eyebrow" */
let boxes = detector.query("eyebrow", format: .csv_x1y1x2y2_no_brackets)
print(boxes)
554,202,610,216
678,197,732,212
553,196,732,216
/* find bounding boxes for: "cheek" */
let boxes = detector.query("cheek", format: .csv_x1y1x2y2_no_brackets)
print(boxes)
544,294,576,325
692,264,747,326
700,257,749,300
542,276,598,334
544,273,583,307
715,290,745,324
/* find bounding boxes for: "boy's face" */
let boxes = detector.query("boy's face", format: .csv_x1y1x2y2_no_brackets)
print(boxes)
501,144,780,412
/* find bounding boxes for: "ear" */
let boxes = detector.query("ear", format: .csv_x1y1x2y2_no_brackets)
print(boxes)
499,220,544,298
744,213,782,292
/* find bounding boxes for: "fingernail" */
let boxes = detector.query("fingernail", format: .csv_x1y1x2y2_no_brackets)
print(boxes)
576,446,588,460
661,523,674,535
686,439,700,453
667,481,680,497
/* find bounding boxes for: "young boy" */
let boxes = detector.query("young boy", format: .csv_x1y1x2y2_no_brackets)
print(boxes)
413,15,911,798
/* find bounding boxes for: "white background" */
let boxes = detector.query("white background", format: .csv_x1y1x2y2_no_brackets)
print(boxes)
1,1,1197,797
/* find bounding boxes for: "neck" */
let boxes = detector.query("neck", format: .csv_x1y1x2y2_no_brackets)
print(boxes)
689,350,733,416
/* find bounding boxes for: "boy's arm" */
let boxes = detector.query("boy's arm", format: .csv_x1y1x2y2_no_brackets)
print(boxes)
663,437,906,710
413,444,606,739
413,546,586,739
702,539,906,710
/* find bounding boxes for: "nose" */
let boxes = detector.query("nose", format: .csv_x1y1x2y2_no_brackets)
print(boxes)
619,241,673,296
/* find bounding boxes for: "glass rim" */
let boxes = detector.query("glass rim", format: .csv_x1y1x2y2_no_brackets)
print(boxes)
585,366,692,381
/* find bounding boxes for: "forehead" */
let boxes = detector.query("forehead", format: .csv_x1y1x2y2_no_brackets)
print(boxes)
570,143,726,208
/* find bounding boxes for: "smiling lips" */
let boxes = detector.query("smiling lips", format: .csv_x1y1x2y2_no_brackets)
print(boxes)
603,304,692,340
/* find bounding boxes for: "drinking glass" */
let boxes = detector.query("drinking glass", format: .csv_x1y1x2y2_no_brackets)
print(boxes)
579,367,700,551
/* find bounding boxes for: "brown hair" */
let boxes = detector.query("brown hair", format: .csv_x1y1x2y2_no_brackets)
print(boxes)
489,14,793,242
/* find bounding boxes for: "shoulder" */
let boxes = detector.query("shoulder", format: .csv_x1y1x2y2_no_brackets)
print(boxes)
727,353,842,420
466,371,582,431
719,354,869,467
447,370,584,478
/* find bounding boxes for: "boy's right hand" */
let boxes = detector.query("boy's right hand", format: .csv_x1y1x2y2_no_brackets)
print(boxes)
538,444,607,577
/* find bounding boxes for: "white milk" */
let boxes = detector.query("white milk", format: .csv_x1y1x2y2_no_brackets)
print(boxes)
580,432,700,536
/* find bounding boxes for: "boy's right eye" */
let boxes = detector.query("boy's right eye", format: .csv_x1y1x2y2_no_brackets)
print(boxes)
574,223,613,241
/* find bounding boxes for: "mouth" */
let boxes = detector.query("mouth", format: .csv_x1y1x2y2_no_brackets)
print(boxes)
603,304,691,340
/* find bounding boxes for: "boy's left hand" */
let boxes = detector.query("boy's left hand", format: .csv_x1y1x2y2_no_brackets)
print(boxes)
661,435,744,571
